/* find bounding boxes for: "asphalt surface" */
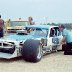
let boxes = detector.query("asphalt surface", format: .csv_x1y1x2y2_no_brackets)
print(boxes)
0,51,72,72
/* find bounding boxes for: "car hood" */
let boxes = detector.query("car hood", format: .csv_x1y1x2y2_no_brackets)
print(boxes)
2,34,46,41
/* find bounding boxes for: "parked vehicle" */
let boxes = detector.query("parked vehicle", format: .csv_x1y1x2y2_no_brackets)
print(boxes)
5,20,29,33
0,25,63,62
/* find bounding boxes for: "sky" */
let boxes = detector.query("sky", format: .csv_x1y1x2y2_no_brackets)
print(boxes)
0,0,72,23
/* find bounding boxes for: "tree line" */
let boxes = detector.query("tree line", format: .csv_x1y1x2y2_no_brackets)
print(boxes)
47,23,72,29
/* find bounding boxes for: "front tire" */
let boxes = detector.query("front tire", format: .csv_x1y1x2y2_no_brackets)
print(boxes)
21,39,42,62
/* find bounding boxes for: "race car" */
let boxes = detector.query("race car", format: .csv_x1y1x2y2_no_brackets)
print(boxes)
0,25,63,62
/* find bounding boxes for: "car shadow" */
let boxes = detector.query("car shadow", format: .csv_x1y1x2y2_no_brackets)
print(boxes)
0,56,23,63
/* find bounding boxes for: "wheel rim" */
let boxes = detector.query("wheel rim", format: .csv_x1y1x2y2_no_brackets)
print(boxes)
37,45,42,59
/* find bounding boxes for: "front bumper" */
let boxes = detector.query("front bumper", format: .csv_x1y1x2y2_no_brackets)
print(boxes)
0,45,15,54
0,39,22,59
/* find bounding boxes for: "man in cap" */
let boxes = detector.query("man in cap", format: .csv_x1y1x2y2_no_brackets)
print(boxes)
28,17,35,25
59,24,72,55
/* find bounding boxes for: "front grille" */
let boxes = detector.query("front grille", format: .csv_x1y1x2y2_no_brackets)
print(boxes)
0,46,15,54
8,42,15,44
19,42,24,46
0,42,15,54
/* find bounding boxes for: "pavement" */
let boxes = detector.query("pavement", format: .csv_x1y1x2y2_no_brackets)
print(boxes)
0,51,72,72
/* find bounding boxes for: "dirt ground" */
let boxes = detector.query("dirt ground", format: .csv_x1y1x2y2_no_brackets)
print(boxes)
0,51,72,72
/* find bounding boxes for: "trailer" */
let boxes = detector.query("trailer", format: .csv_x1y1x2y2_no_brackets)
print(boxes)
5,20,29,33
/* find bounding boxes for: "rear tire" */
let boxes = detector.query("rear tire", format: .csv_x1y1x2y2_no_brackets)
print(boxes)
21,39,42,62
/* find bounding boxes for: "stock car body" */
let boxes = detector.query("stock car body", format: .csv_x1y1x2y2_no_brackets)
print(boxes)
0,25,63,62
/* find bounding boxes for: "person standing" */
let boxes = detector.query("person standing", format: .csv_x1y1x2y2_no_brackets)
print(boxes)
0,15,4,37
28,17,35,25
59,24,72,55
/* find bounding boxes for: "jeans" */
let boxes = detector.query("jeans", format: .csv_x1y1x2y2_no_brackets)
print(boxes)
0,29,3,37
64,42,72,55
65,42,72,50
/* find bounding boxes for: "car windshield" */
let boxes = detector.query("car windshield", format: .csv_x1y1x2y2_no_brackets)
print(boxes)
17,29,28,35
10,21,28,27
29,28,48,37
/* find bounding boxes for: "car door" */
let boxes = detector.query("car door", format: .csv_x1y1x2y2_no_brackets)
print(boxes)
52,27,63,50
47,27,58,51
47,27,63,51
